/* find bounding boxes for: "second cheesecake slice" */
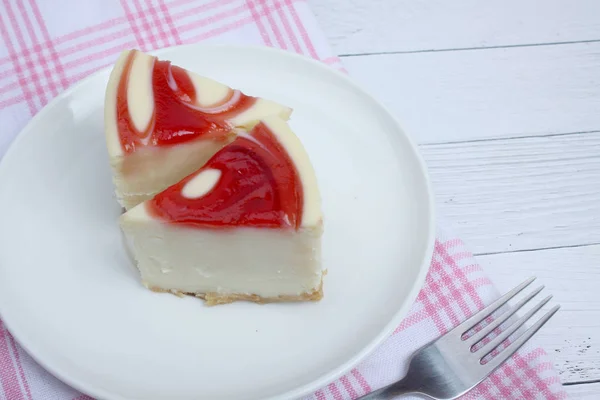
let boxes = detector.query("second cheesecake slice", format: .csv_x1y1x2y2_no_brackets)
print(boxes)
104,49,292,210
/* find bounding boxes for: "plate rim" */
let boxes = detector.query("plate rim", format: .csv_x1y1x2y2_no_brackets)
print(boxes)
0,43,436,400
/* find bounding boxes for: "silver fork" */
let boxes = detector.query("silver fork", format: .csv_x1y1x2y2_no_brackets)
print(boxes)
358,277,560,399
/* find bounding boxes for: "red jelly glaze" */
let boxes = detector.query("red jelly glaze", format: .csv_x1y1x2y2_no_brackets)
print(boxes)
148,122,304,230
116,50,257,153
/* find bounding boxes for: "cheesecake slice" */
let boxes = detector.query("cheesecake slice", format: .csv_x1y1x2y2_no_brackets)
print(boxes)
104,49,292,210
120,116,323,305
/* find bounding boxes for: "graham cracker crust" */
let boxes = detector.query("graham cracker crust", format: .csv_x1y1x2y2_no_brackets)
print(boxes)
147,277,324,306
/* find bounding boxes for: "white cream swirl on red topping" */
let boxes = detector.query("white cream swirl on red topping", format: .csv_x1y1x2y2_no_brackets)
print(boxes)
181,169,222,199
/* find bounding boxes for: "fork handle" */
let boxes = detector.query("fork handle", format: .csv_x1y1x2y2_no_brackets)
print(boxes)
356,377,414,399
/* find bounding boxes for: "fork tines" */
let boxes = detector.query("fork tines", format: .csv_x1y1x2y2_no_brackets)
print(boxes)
454,277,560,368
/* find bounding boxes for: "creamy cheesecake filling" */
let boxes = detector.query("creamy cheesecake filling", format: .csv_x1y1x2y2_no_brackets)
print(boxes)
121,207,322,298
111,137,231,209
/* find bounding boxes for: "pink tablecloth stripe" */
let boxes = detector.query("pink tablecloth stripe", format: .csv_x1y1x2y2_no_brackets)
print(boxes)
0,1,566,399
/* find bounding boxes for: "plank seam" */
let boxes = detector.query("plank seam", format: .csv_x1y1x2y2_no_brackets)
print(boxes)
338,39,600,58
563,379,600,386
420,131,600,147
475,242,600,257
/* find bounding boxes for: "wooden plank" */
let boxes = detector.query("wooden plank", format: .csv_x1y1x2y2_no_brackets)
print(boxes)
342,42,600,143
478,245,600,384
310,0,600,55
565,382,600,399
421,132,600,254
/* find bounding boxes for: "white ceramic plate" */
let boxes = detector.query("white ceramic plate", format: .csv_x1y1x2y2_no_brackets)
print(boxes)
0,45,434,400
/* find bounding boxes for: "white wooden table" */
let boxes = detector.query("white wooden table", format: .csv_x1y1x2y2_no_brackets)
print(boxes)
309,1,600,398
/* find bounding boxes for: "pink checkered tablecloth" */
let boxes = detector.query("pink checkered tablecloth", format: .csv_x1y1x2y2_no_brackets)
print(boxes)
0,1,567,399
